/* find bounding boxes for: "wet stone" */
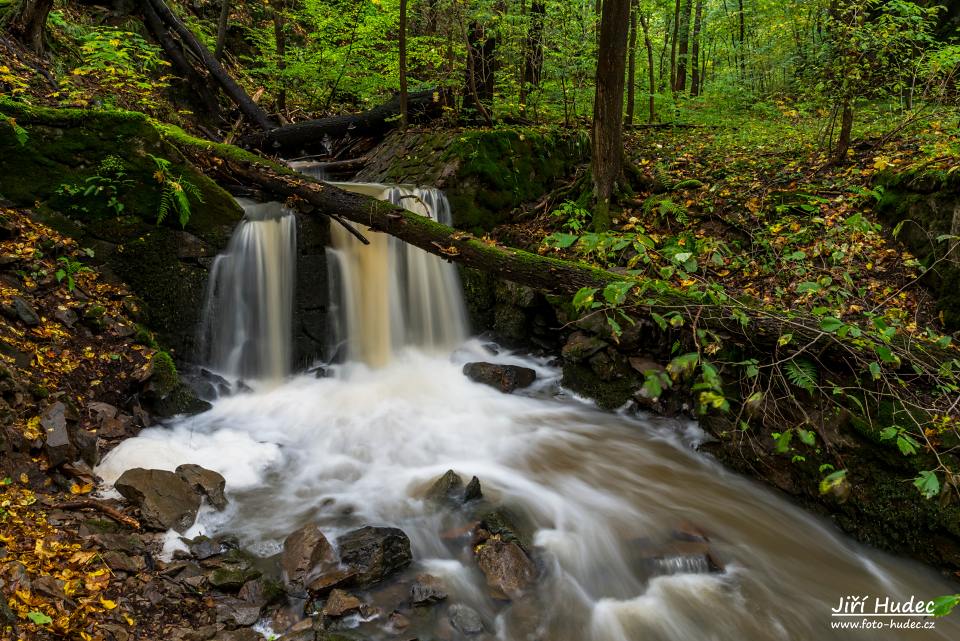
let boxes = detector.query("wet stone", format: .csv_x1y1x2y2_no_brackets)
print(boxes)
462,362,536,394
176,463,228,510
215,595,262,627
322,588,363,617
114,468,201,532
475,538,536,600
410,573,448,606
335,526,412,588
282,522,335,589
448,603,485,635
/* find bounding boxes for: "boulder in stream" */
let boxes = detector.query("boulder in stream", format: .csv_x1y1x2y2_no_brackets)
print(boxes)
448,603,485,635
475,538,537,600
114,468,201,532
334,526,412,588
462,362,536,393
424,469,483,507
176,463,228,510
322,588,363,617
410,573,448,606
282,522,335,589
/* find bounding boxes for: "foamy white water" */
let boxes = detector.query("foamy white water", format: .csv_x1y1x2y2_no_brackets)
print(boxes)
98,341,960,641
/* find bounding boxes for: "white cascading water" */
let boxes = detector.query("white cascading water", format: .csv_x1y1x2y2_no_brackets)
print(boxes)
98,185,960,641
198,199,296,381
326,183,468,366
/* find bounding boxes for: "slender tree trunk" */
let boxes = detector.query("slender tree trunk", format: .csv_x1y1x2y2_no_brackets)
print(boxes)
273,1,287,116
4,0,54,55
591,0,632,231
738,0,746,79
519,0,545,116
639,12,656,123
670,0,681,92
625,0,638,126
675,0,693,92
145,0,276,131
399,0,409,128
834,98,853,163
215,0,229,60
462,20,496,124
689,0,704,96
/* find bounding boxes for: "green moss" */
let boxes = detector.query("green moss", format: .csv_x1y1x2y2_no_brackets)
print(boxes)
150,351,179,397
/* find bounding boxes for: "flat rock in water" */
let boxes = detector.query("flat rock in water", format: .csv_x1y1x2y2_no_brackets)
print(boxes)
115,468,201,532
448,603,485,635
462,362,536,394
322,588,363,617
410,573,447,606
335,526,412,588
176,463,228,510
281,522,335,589
475,538,536,600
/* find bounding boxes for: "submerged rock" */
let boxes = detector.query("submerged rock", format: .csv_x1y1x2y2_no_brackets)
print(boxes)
425,470,484,508
176,463,228,510
410,573,448,606
448,603,485,635
115,468,201,532
282,522,335,590
462,362,536,393
335,526,412,588
475,538,536,600
322,589,363,617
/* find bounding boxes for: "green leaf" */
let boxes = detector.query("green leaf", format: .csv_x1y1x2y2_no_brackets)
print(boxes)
914,470,940,499
868,362,881,380
572,287,597,311
819,469,848,495
896,434,918,456
545,232,578,248
778,333,793,347
603,281,635,306
931,595,960,617
773,430,793,453
606,314,622,338
797,428,816,446
820,317,844,333
876,345,899,365
28,611,52,625
796,281,821,293
785,359,818,392
878,426,898,440
650,312,667,331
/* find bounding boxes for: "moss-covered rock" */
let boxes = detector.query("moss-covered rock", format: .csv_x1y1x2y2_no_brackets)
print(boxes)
358,127,588,232
874,168,960,329
0,101,245,357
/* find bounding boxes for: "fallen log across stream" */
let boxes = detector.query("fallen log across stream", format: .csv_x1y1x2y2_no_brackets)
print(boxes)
169,131,956,397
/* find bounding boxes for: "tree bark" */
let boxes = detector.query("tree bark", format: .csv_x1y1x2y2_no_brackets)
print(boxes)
241,90,440,153
625,0,638,126
273,0,287,116
591,0,632,231
142,2,221,119
834,98,854,163
738,0,746,79
675,0,693,92
670,0,680,92
639,12,656,123
215,0,229,61
3,0,54,55
399,0,409,129
145,0,276,132
519,0,545,116
462,20,496,124
689,0,704,97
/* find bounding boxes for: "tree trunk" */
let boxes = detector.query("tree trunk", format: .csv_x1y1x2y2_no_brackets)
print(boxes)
738,0,746,78
4,0,54,55
834,98,853,163
462,20,496,124
145,0,276,132
689,0,704,97
639,12,656,123
519,0,545,116
215,0,229,61
273,1,287,116
591,0,632,232
670,0,680,92
675,0,693,92
143,2,221,119
625,0,638,126
241,90,440,153
399,0,409,129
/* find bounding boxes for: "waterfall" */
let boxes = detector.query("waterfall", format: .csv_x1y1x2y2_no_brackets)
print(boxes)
325,183,468,367
199,199,297,381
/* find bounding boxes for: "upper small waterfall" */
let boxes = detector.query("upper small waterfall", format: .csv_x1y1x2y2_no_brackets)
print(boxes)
325,183,468,367
199,199,297,381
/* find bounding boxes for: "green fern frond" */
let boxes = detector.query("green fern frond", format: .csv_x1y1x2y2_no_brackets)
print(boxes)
785,359,818,393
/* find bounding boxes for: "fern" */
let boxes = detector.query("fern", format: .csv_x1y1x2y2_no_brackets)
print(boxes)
785,358,818,393
642,195,689,226
150,154,202,228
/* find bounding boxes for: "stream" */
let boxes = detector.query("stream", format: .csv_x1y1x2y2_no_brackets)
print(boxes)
96,183,960,641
